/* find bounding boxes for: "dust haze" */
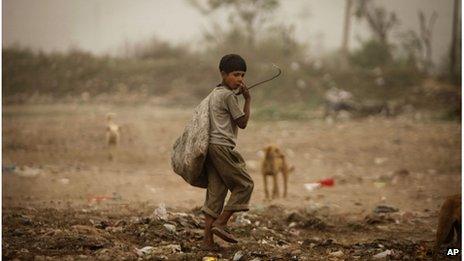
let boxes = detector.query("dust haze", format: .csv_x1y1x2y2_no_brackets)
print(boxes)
2,0,461,260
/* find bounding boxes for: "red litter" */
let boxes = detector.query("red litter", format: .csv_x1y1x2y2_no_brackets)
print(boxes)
318,178,335,187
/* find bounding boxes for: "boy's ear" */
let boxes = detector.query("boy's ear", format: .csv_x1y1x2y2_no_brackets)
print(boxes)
220,71,228,78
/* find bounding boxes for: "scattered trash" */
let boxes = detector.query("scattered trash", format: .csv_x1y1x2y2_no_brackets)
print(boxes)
135,244,181,257
152,203,168,220
304,183,321,192
233,250,244,261
235,213,252,226
202,257,218,261
135,248,150,257
87,194,120,204
318,178,334,187
163,224,176,233
164,244,182,253
372,249,393,259
329,250,344,257
15,166,41,178
373,205,399,214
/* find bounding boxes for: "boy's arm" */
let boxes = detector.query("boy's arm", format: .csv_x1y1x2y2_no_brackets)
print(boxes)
235,85,251,129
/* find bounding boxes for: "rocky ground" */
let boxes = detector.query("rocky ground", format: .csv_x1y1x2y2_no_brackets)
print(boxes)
2,103,461,260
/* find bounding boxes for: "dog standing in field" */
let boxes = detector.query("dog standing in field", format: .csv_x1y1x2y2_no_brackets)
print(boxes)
261,145,294,199
434,194,461,260
106,113,120,161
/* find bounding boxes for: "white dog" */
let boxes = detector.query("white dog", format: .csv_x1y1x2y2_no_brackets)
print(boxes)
106,113,120,161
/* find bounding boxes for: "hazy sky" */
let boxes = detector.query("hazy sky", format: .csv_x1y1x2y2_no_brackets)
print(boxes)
2,0,458,63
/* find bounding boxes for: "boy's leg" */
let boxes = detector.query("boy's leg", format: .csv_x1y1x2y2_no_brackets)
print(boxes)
201,150,228,248
221,149,254,214
214,210,234,227
207,145,254,241
203,213,216,246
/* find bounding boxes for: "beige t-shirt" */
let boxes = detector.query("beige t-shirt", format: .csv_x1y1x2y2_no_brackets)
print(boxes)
209,86,245,148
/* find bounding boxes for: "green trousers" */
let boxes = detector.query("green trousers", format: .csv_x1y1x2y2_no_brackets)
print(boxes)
201,144,254,218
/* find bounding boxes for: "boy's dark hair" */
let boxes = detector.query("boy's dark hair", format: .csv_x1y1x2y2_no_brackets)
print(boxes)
219,54,247,74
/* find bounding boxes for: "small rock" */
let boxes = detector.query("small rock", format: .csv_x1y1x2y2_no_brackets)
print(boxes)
329,250,344,257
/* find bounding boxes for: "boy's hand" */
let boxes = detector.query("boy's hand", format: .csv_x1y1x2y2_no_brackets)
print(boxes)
239,83,250,100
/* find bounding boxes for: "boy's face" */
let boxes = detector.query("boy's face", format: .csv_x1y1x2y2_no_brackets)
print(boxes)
221,71,246,90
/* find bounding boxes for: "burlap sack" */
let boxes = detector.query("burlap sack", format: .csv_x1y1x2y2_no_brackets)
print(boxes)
170,93,211,188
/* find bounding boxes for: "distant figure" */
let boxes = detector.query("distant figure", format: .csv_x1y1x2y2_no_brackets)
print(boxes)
106,113,120,161
324,87,356,119
261,145,294,199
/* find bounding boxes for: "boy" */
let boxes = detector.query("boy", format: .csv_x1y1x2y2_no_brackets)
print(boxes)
201,54,254,250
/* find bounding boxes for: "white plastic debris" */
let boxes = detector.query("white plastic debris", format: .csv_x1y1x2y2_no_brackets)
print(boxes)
233,250,244,261
163,224,176,233
329,250,344,257
15,166,41,178
235,213,252,226
373,249,392,259
135,244,181,257
304,183,321,192
152,203,168,220
135,246,155,256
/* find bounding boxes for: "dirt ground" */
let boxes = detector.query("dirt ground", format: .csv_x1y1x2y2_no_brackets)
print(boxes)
2,103,461,260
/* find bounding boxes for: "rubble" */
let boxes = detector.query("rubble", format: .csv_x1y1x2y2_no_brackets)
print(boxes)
2,204,437,260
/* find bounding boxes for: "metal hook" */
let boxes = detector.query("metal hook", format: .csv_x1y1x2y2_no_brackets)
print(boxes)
235,64,282,95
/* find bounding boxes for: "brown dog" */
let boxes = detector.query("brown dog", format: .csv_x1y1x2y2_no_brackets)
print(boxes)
434,194,461,260
261,145,294,199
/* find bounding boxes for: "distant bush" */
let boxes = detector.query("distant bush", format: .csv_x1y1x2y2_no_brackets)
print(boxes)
349,40,392,69
2,29,459,121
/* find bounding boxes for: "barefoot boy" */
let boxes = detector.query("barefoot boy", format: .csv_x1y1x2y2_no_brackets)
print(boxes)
201,54,254,250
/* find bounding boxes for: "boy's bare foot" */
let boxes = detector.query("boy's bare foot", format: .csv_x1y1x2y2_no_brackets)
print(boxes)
211,225,238,243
